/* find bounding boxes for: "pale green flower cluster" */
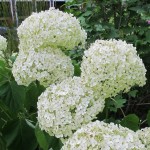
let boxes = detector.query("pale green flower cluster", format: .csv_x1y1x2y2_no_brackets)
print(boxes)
136,127,150,149
81,39,147,99
0,35,7,59
12,47,73,87
37,77,105,138
61,121,146,150
18,7,87,52
12,8,78,87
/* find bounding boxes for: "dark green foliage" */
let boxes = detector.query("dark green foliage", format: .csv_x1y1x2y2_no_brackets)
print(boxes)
2,119,38,150
0,59,45,149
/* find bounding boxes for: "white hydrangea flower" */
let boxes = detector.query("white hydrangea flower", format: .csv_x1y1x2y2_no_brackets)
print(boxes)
12,47,74,87
18,8,87,52
136,127,150,149
0,35,7,59
62,121,146,150
37,77,105,138
81,39,147,99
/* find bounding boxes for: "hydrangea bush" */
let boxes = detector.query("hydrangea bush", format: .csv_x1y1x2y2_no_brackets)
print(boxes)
9,7,148,150
61,121,145,150
81,39,147,99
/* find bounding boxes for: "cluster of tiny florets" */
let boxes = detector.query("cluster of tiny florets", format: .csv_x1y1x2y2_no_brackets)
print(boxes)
12,47,74,87
136,127,150,149
81,39,147,99
13,8,79,87
37,77,105,138
0,35,7,59
61,121,146,150
18,7,87,52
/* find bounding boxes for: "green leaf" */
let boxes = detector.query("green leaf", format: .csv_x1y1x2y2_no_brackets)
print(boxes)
129,6,144,13
147,110,150,126
0,101,13,129
0,60,11,85
25,82,45,112
108,28,119,38
127,35,138,42
74,63,81,76
0,60,6,67
26,83,40,110
107,96,126,112
120,114,139,131
0,60,26,113
114,98,126,109
146,31,150,42
48,136,63,150
10,81,26,109
35,125,63,150
0,81,26,113
2,119,38,150
50,137,63,150
82,11,92,17
128,90,138,98
95,24,104,32
0,134,6,150
0,82,10,96
35,125,49,150
78,16,90,28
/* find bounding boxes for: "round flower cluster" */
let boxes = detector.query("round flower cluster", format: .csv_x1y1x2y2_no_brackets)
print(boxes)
81,39,146,99
0,35,7,58
13,8,77,86
18,8,87,52
37,77,105,138
136,127,150,149
61,121,145,150
12,47,74,87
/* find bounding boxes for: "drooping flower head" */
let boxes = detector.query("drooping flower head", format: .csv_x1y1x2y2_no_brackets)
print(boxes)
37,77,105,138
81,39,147,99
12,47,74,87
62,121,146,150
18,8,87,52
136,127,150,149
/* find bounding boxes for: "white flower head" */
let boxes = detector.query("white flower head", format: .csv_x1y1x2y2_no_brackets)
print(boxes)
136,127,150,149
81,39,147,99
0,35,7,59
18,8,87,52
62,121,146,150
37,77,105,138
12,47,74,87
